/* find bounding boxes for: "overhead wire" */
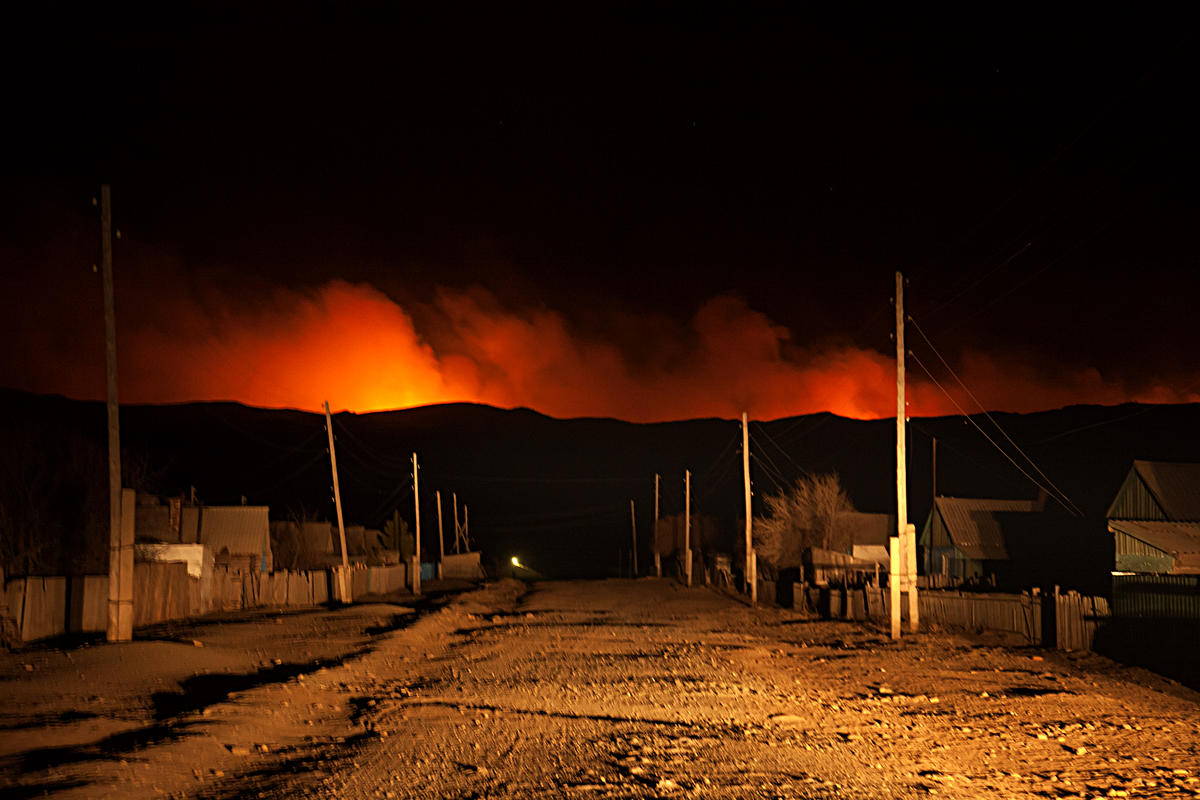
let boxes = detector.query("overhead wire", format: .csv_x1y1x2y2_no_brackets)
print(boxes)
752,421,812,478
908,315,1084,516
908,420,1029,497
748,451,788,494
908,350,1079,516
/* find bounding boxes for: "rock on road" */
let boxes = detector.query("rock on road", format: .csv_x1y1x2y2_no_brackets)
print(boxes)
6,579,1200,799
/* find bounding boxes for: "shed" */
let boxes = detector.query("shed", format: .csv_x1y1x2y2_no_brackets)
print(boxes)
835,511,895,567
1107,460,1200,576
920,497,1041,583
1107,460,1200,522
802,547,878,587
1108,519,1200,575
196,506,273,573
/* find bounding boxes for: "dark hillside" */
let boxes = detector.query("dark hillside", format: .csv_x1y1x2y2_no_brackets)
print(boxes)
3,389,1198,580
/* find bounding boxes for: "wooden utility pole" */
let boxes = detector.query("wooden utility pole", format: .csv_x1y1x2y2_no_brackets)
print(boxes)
436,489,445,579
653,473,661,578
683,469,692,587
324,402,351,603
452,492,463,553
411,453,421,595
100,185,132,642
892,271,918,637
629,499,638,577
742,412,756,605
930,436,937,576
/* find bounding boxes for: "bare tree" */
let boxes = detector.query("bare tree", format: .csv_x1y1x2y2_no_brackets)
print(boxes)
753,473,854,568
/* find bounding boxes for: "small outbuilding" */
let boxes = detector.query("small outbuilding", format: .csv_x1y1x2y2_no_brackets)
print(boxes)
181,505,273,573
1107,460,1200,575
835,510,895,568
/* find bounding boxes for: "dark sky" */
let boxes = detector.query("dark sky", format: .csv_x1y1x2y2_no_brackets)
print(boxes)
2,3,1198,420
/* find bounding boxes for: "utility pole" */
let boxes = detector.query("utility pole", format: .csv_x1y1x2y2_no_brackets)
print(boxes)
452,492,463,553
100,185,132,642
930,436,937,576
324,402,351,603
742,412,756,605
411,453,421,595
892,271,918,637
683,469,692,587
653,473,661,578
436,489,445,579
630,499,638,577
463,505,469,549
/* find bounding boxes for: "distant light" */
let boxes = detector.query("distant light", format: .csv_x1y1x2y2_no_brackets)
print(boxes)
511,556,523,568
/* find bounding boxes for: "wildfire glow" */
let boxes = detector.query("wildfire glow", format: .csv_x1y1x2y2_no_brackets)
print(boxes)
7,279,1198,421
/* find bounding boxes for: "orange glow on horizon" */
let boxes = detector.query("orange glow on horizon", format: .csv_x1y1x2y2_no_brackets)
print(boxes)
13,281,1199,422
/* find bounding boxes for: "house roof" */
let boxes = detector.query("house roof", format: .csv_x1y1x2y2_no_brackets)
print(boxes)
199,506,271,556
934,497,1041,561
1131,460,1200,521
836,511,895,547
1109,519,1200,571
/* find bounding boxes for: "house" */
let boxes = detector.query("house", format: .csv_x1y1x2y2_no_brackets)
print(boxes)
802,546,879,586
920,496,1043,584
836,510,895,568
1107,460,1200,575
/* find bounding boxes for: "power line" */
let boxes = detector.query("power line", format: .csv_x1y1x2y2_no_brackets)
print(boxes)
908,316,1083,516
748,452,788,494
908,350,1080,517
749,437,791,489
908,420,1029,497
752,421,812,478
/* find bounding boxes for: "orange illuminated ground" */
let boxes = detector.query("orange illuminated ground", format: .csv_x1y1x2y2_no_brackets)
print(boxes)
14,281,1198,421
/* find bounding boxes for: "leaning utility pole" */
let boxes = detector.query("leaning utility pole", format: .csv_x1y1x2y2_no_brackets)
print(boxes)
452,492,463,553
100,186,132,642
630,499,638,577
742,412,756,605
411,453,421,595
436,489,445,579
653,473,661,578
683,469,692,587
324,402,351,603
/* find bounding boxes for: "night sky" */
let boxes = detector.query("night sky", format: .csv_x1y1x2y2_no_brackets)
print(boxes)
2,4,1197,421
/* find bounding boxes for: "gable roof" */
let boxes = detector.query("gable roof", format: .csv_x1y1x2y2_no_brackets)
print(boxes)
1131,461,1200,521
934,497,1041,561
1108,519,1200,572
835,511,895,548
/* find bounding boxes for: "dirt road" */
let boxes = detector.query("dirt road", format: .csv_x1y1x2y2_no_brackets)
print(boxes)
5,579,1200,799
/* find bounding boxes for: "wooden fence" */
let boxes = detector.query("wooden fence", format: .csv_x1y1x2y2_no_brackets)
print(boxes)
798,585,1108,651
3,562,411,642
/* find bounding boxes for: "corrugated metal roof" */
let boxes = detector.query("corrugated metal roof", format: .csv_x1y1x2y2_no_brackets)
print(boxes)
1132,461,1200,522
934,497,1041,561
199,506,271,557
835,511,895,547
1108,520,1200,567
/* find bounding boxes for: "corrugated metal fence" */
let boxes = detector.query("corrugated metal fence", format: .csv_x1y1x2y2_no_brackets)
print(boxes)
1112,574,1200,618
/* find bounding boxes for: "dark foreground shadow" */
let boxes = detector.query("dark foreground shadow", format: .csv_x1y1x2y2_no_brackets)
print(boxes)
1093,618,1200,692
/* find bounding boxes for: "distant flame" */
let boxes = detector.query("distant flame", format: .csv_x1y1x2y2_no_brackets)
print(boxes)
8,279,1198,421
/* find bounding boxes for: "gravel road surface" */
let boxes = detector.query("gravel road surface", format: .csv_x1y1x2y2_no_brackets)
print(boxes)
4,579,1200,799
